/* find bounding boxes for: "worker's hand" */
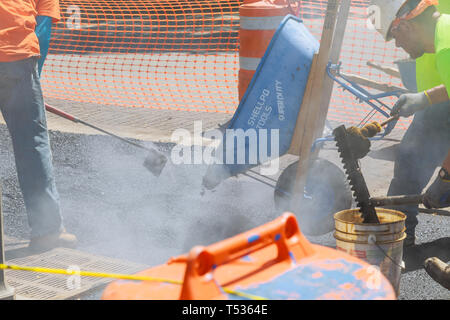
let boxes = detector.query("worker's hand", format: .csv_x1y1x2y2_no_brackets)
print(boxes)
390,92,430,118
423,169,450,209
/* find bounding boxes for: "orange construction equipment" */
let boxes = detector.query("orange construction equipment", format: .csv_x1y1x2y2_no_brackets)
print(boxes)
102,213,396,300
239,0,299,101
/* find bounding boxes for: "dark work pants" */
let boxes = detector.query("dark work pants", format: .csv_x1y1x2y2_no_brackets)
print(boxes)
0,57,63,238
387,101,450,236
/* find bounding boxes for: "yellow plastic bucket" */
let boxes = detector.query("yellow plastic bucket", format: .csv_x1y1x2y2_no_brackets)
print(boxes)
334,208,406,295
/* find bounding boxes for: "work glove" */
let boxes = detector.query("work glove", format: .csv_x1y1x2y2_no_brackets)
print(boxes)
390,92,430,118
423,169,450,209
35,16,53,76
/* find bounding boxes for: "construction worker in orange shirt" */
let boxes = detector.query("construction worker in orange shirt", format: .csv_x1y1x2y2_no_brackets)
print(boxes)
0,0,77,251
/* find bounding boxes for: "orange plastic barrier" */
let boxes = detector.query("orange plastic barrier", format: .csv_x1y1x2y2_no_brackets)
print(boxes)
102,213,396,300
42,1,410,129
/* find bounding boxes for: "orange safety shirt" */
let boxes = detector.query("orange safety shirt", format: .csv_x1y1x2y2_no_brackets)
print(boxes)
36,0,61,22
0,1,39,62
0,1,60,62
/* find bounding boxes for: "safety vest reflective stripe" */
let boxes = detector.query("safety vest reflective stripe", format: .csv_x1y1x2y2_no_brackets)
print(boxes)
240,15,287,30
240,57,261,71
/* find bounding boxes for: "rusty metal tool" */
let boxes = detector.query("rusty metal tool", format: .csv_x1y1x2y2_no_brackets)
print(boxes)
343,115,400,160
351,115,399,139
369,194,424,207
370,194,450,217
335,124,449,222
45,103,168,177
333,125,380,223
380,115,400,127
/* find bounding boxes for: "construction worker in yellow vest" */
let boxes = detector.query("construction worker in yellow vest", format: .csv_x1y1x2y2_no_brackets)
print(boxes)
370,0,450,291
415,0,450,92
370,0,450,244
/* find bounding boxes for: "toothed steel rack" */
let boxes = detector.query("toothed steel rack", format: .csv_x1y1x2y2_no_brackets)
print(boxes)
333,125,380,223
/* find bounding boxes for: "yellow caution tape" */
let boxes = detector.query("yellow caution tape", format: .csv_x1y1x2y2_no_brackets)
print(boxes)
0,263,267,300
0,263,183,285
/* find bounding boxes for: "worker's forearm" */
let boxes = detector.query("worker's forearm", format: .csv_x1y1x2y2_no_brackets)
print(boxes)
426,85,449,105
443,150,450,172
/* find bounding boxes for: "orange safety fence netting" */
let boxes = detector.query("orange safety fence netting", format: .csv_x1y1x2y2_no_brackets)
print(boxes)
42,0,411,128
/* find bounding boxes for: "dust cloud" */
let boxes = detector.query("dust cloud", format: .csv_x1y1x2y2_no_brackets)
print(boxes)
59,134,277,266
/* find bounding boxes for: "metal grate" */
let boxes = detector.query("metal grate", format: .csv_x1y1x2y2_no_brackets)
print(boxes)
5,248,148,300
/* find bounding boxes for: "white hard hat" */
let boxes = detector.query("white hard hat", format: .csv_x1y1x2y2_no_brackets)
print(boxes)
368,0,406,41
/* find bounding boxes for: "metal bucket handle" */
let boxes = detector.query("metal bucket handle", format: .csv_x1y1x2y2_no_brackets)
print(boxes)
368,234,406,271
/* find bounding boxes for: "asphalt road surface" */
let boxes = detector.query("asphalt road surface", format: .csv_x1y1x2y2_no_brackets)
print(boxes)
0,121,449,300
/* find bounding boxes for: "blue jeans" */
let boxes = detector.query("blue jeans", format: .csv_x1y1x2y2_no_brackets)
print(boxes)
387,101,450,235
0,57,63,238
